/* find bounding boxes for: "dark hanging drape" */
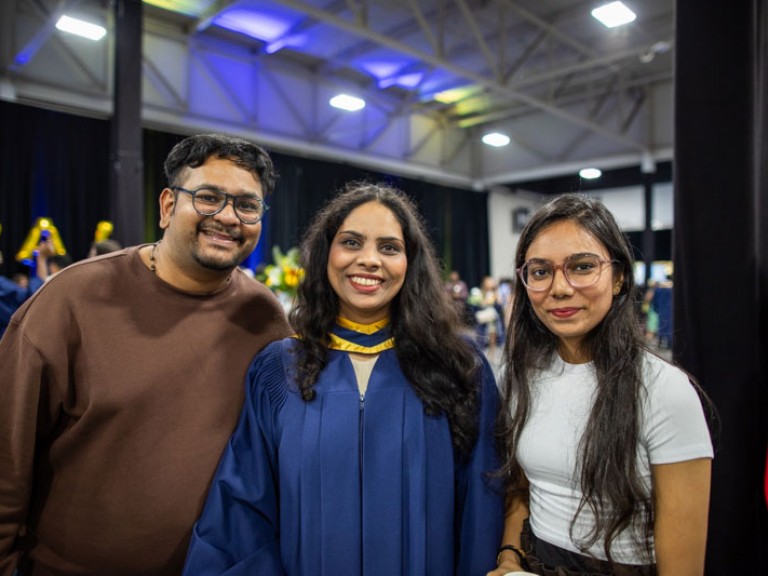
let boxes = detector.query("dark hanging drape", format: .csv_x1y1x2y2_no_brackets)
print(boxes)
142,129,185,243
0,100,111,266
139,131,490,287
249,150,490,288
674,0,768,573
0,107,489,287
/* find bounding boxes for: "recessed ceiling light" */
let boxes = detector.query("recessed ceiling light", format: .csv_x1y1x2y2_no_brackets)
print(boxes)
329,94,365,111
579,168,602,179
591,2,636,28
55,15,106,41
482,132,510,147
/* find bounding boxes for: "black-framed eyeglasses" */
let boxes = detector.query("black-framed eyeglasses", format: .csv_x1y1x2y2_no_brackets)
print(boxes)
517,253,617,292
171,186,269,225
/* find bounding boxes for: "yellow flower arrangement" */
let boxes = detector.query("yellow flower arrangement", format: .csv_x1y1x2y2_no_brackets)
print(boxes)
259,246,305,297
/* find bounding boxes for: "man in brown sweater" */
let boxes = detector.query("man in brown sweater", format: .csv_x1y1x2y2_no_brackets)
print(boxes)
0,134,291,575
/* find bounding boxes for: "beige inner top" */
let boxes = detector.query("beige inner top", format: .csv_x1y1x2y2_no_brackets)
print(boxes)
349,353,379,395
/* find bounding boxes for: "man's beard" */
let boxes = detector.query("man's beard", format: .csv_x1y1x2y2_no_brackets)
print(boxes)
192,223,251,271
192,249,244,271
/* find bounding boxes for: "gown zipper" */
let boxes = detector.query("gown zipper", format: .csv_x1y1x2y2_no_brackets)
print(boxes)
359,392,365,573
359,392,365,476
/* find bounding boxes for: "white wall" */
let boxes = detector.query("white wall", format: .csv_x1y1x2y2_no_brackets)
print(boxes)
583,184,674,231
487,187,545,281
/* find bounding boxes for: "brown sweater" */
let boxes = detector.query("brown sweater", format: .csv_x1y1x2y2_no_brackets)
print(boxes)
0,247,291,575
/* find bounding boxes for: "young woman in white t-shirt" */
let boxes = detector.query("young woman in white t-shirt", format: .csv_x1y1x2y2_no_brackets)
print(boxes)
488,194,714,576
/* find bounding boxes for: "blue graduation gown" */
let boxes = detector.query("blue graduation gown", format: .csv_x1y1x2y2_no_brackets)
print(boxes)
184,338,503,575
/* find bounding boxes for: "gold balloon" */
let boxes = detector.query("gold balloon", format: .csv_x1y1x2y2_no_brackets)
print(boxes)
94,220,114,242
16,217,67,264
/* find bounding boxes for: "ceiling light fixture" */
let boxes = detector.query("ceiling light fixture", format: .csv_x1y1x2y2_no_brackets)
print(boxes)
482,132,510,147
329,94,365,111
579,168,602,179
591,2,636,28
55,15,107,41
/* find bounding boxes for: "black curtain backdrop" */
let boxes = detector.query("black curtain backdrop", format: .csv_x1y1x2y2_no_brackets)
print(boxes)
142,129,185,243
0,105,490,288
625,229,671,263
675,0,768,573
264,151,491,288
0,100,111,268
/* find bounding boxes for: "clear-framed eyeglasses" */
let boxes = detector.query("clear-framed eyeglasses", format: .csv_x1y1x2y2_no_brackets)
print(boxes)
517,253,617,292
171,186,269,225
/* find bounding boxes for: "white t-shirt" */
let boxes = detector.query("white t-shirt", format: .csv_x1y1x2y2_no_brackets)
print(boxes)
517,351,713,564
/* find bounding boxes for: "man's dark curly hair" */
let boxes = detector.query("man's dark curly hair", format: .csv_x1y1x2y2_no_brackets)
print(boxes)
163,133,277,196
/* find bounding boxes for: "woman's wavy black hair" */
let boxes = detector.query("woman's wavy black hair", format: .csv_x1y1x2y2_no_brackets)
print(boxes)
289,181,481,455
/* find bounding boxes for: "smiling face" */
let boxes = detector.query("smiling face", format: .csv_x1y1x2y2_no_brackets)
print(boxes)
524,219,623,363
158,157,263,285
327,201,408,324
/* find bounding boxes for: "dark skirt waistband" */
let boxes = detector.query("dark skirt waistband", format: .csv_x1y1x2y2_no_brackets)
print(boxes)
519,519,657,576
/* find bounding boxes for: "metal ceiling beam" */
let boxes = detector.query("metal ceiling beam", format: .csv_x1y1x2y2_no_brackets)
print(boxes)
142,54,185,108
11,0,81,72
258,62,315,135
504,42,674,91
620,90,647,134
192,46,251,121
454,70,671,128
3,1,674,186
17,0,105,88
455,0,499,78
406,121,441,158
194,0,236,33
270,0,648,151
502,29,546,83
322,0,595,94
269,0,349,58
499,0,598,60
405,0,440,54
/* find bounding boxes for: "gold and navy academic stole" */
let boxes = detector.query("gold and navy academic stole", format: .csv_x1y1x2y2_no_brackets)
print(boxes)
327,316,395,354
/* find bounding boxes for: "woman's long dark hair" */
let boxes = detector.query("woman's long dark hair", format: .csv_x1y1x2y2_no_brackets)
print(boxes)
498,194,655,563
290,181,481,455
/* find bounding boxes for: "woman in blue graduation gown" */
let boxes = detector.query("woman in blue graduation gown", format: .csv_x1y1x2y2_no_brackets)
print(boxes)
184,182,504,576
